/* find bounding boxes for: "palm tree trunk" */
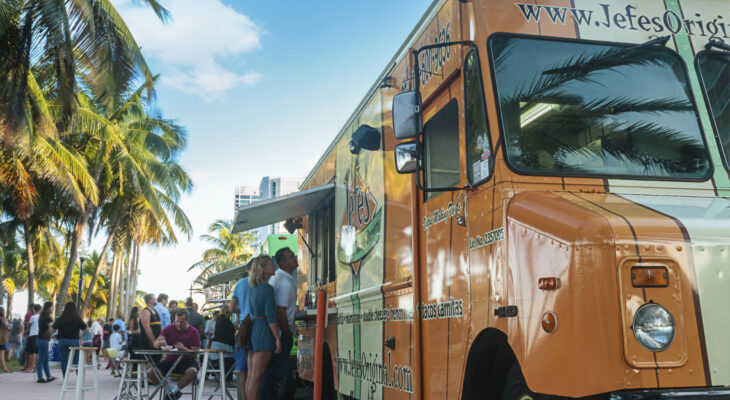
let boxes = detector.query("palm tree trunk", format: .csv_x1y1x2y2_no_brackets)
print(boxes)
55,212,88,314
121,247,132,318
80,233,114,314
126,242,138,314
0,256,4,306
107,252,118,320
112,251,122,318
24,223,36,307
6,293,13,317
111,252,119,319
132,242,140,306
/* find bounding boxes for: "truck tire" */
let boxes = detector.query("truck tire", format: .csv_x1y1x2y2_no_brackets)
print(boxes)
501,363,540,400
322,347,337,400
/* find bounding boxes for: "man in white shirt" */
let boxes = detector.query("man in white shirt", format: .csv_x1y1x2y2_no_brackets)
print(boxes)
261,247,299,400
22,304,41,373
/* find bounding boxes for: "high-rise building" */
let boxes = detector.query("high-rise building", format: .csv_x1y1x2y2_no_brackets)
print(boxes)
258,176,303,238
234,186,260,210
234,178,302,249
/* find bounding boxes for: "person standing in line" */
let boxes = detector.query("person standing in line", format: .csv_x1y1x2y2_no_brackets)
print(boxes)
53,302,87,377
230,259,254,400
203,312,217,349
185,298,204,343
209,307,235,377
20,305,33,368
261,247,299,400
154,293,171,329
126,307,142,358
113,311,126,337
82,319,93,363
0,306,11,373
102,318,113,369
169,300,178,315
91,318,103,357
139,293,162,361
23,304,41,373
245,255,282,400
9,318,22,359
35,302,56,383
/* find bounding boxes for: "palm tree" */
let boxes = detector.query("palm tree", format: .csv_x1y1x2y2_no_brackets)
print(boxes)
0,0,169,138
188,220,256,293
56,79,193,315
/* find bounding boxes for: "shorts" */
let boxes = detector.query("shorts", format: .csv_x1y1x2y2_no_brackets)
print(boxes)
157,358,199,376
26,336,37,354
233,345,248,372
0,343,7,350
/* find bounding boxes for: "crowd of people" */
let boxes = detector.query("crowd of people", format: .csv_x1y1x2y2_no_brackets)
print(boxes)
0,246,299,400
231,247,299,400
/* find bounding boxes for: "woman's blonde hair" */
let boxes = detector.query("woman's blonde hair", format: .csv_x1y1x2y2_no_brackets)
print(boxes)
248,255,273,287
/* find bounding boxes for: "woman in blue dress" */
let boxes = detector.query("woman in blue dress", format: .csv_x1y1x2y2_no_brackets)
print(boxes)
245,255,282,400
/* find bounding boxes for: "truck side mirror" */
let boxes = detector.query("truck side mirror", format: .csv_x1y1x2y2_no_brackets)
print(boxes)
395,141,418,174
392,92,420,139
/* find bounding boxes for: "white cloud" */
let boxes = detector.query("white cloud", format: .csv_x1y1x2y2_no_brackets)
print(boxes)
117,0,263,100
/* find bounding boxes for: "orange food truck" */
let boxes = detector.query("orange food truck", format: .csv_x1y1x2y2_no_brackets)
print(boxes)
232,0,730,398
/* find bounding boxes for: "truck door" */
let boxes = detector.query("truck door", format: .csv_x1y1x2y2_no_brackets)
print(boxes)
417,80,471,400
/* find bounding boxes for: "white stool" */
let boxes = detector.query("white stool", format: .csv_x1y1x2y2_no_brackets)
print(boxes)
115,359,151,400
198,349,231,400
60,346,100,400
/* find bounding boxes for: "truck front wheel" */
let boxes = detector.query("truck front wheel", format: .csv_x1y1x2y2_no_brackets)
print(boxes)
501,363,540,400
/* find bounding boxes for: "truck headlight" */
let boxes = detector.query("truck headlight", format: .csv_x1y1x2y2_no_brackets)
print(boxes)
633,303,676,352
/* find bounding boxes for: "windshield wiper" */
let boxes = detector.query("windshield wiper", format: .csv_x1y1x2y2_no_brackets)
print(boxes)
705,37,730,52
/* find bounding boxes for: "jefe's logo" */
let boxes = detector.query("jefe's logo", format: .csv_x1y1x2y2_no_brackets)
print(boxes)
338,168,382,277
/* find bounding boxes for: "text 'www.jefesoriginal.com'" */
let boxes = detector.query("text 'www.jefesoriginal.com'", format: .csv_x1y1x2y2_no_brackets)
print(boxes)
515,2,730,39
335,351,414,394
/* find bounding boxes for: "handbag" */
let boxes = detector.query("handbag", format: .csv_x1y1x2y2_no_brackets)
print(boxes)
236,315,252,351
0,318,9,345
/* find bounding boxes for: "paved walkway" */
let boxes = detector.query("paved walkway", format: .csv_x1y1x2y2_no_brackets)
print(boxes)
0,362,237,399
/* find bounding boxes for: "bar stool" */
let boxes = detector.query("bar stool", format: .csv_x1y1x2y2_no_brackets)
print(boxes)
115,359,151,400
197,349,230,400
60,346,99,400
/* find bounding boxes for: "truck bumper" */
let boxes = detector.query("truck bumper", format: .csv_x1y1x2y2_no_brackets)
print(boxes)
608,387,730,399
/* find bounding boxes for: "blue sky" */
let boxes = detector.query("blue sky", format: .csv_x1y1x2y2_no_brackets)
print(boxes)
104,0,432,303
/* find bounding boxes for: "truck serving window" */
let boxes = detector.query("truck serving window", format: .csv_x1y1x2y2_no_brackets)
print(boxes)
489,35,710,180
465,48,493,185
424,98,460,200
696,51,730,170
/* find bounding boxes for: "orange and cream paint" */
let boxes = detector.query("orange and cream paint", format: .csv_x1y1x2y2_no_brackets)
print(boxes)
293,0,730,398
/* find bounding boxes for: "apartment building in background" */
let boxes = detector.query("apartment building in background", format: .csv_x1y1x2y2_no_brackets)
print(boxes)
234,177,302,247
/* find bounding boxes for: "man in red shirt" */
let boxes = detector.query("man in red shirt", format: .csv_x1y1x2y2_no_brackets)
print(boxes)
21,305,34,369
148,309,200,398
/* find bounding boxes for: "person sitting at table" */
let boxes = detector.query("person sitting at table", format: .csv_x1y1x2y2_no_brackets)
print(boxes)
148,308,201,399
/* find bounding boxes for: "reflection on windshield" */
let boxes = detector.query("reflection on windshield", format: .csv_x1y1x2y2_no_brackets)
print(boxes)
490,37,710,179
696,51,730,169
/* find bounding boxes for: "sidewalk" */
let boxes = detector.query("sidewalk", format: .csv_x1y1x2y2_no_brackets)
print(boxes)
0,362,235,399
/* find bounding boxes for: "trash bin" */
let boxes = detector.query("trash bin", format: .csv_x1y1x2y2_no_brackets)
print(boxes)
49,338,61,367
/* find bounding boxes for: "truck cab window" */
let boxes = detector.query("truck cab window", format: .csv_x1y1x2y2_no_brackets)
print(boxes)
424,98,460,200
490,35,711,180
696,51,730,171
464,48,493,185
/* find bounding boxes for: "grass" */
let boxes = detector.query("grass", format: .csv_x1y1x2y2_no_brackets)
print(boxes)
1,356,24,373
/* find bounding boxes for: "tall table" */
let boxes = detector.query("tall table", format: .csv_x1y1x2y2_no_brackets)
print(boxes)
134,349,199,400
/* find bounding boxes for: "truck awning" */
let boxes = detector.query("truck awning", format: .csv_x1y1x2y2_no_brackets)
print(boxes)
205,263,250,287
232,183,334,234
